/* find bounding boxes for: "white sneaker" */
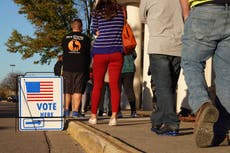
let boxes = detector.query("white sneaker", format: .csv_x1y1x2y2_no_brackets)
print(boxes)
88,118,97,125
108,118,117,126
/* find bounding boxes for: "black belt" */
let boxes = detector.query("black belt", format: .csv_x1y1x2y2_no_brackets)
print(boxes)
195,1,230,7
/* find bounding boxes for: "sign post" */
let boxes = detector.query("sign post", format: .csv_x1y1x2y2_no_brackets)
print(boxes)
19,76,64,131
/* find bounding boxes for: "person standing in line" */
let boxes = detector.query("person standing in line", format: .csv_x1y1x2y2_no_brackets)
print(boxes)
120,51,138,118
62,18,91,118
80,67,93,116
54,54,63,76
88,0,124,126
140,0,184,135
98,70,112,117
180,0,230,147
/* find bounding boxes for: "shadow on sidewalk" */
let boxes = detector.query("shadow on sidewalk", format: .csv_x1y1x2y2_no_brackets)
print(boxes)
178,127,194,136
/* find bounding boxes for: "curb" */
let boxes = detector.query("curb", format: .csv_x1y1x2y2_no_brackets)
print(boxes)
66,121,142,153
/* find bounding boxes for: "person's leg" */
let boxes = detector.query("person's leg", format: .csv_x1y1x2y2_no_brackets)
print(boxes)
214,32,230,115
98,83,106,116
65,94,71,110
72,93,82,116
85,82,93,112
90,54,108,119
181,5,224,147
64,93,71,116
149,54,179,131
72,93,82,112
213,97,230,146
149,54,163,127
70,72,87,117
105,83,112,116
103,83,109,113
108,52,123,122
122,72,137,116
81,90,87,114
181,6,218,113
63,71,72,117
212,14,230,145
158,56,181,133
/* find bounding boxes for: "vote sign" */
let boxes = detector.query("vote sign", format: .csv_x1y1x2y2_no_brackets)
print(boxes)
19,76,64,131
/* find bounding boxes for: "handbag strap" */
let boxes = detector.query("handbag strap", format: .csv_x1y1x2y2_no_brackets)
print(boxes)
122,7,127,24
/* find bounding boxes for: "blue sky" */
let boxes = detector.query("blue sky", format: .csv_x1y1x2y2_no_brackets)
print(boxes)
0,1,56,81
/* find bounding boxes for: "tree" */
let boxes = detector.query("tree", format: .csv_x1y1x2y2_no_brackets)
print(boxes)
0,72,22,98
73,0,95,36
6,1,127,65
6,0,78,64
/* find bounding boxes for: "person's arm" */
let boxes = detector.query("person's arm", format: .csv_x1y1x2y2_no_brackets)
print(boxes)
91,12,98,35
179,0,190,21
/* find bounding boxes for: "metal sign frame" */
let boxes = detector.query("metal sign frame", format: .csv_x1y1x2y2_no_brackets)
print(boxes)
18,75,64,131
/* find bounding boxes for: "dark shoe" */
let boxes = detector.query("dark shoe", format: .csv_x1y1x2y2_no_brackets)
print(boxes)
98,110,103,117
117,111,123,118
72,111,84,118
107,111,112,117
156,125,179,136
179,107,192,117
194,102,219,148
151,124,162,133
64,110,69,117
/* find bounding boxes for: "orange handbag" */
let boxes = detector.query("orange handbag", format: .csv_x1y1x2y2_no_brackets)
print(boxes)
122,7,137,55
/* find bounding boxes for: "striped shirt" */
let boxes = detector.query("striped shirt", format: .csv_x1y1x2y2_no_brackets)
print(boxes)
91,9,124,56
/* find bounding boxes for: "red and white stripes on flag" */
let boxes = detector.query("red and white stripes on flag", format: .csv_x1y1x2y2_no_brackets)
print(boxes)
26,81,53,102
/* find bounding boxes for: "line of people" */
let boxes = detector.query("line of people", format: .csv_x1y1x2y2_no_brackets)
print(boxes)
54,0,230,148
56,1,139,127
141,0,230,148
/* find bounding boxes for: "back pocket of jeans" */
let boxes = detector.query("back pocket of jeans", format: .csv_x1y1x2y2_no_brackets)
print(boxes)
191,17,215,40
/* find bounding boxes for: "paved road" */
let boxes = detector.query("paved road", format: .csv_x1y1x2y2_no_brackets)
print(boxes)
0,101,85,153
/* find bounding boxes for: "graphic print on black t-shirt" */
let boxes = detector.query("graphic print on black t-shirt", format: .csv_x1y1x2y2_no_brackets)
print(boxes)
68,39,81,52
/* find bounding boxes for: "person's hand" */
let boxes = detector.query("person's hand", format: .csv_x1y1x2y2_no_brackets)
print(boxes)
183,14,189,22
96,31,100,36
179,0,190,22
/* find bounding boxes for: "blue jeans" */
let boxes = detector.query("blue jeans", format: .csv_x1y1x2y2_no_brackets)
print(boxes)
181,5,230,115
149,54,181,129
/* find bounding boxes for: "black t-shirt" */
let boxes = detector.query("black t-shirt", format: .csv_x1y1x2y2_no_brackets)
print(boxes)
62,32,91,72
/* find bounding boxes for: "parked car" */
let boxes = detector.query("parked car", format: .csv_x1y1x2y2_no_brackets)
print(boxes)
7,95,18,103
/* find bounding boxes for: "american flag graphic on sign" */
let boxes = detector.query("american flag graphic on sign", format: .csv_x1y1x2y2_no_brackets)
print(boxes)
26,81,53,102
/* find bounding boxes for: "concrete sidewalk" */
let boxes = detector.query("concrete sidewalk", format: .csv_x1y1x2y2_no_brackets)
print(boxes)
66,111,230,153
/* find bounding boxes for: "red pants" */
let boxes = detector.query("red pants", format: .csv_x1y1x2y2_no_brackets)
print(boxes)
91,52,123,114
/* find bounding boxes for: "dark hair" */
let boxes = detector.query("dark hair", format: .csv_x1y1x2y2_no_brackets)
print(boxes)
94,0,121,20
